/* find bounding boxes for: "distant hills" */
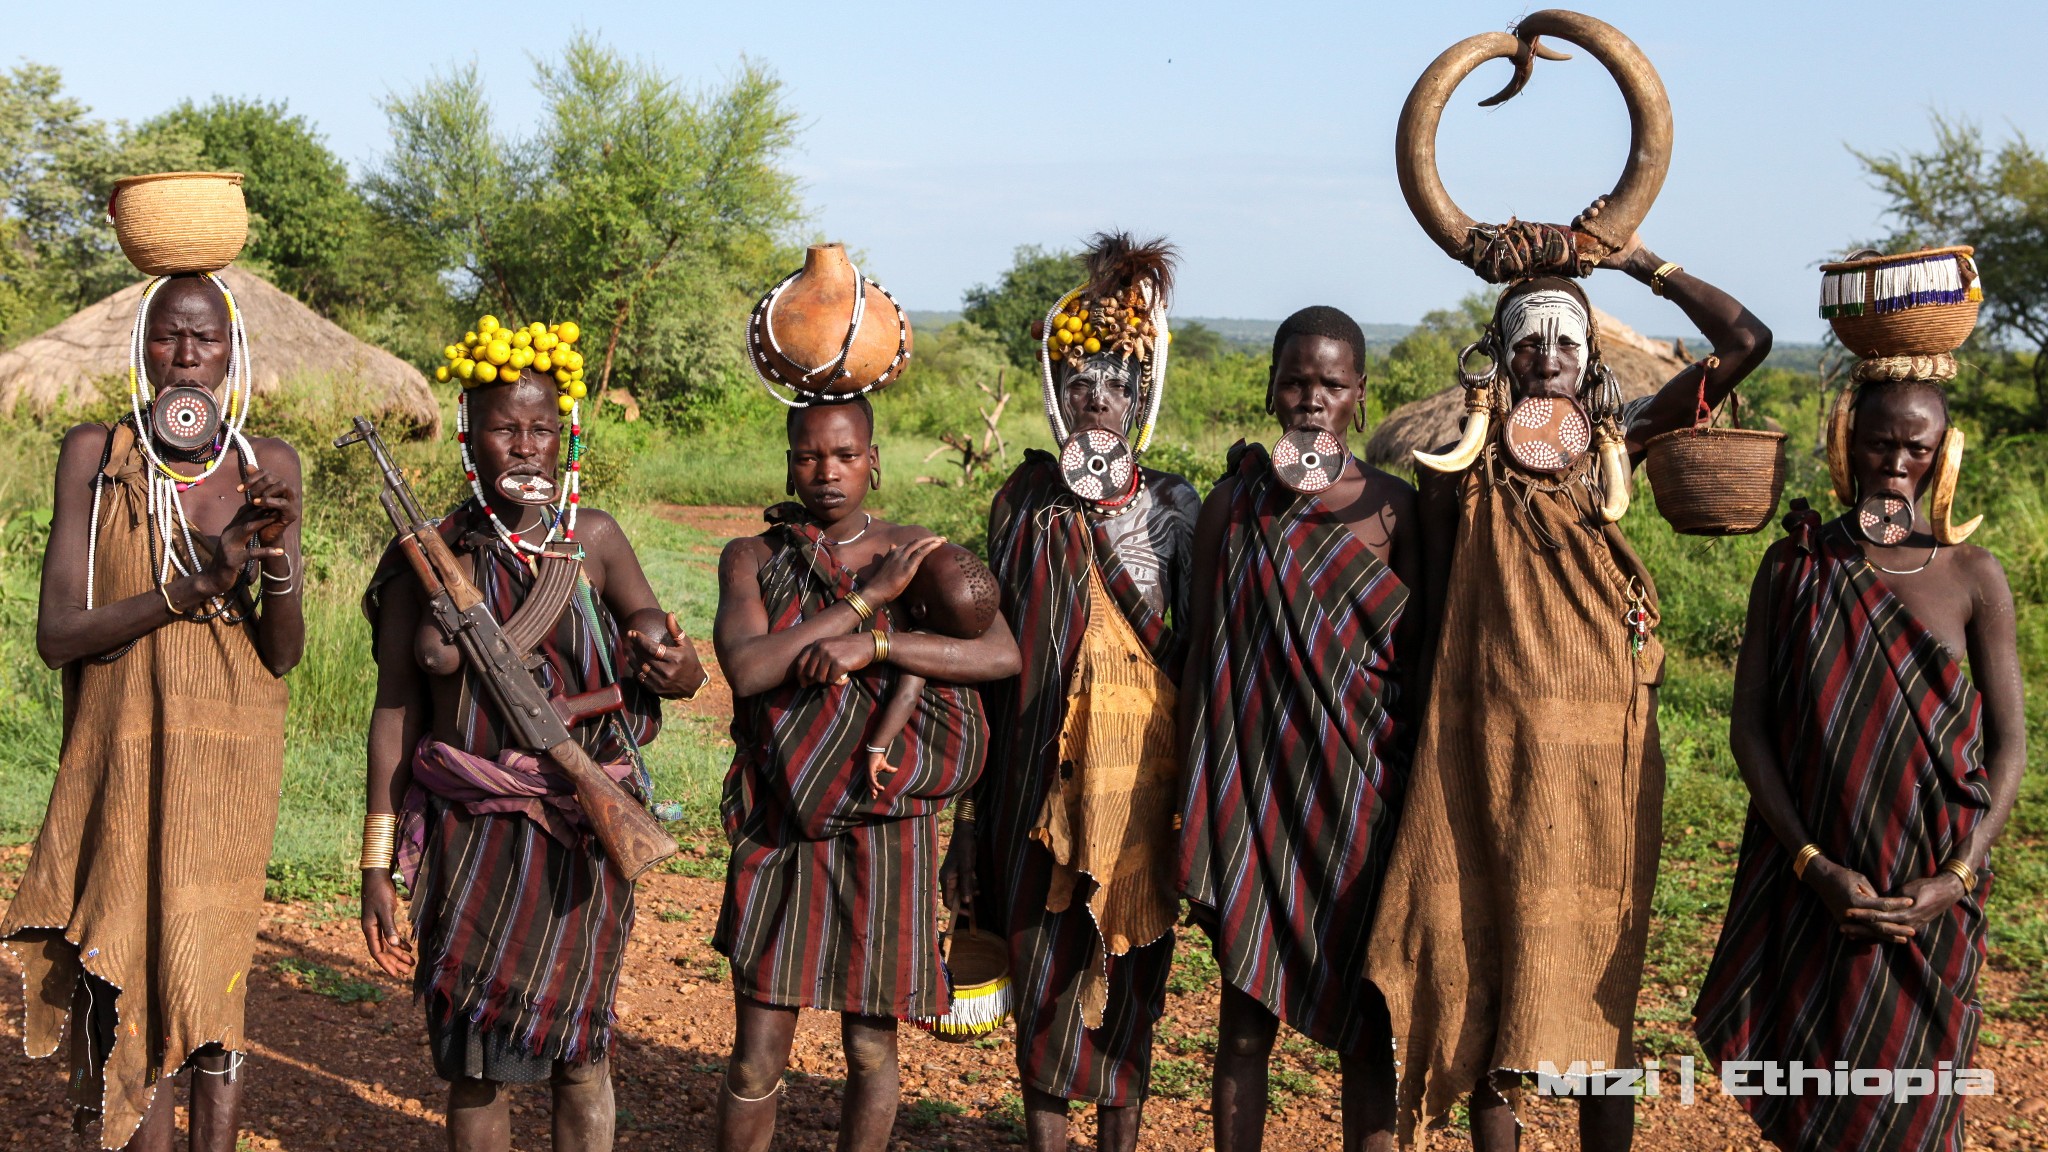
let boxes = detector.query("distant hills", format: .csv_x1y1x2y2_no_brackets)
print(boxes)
905,310,1825,372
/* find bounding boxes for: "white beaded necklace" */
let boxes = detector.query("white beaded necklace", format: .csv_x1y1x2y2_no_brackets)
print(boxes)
455,388,581,557
87,274,260,619
821,513,873,547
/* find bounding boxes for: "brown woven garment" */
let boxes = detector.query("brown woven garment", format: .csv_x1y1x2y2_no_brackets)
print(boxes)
1,424,287,1149
1030,565,1181,1027
1365,447,1666,1147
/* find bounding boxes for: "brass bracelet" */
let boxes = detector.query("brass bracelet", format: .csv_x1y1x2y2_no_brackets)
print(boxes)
1940,858,1977,892
1650,261,1683,297
843,589,875,625
954,798,977,824
159,580,185,618
1791,842,1824,880
872,629,891,665
361,813,399,871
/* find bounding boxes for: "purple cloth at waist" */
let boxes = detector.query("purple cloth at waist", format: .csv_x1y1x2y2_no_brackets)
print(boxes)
395,736,636,887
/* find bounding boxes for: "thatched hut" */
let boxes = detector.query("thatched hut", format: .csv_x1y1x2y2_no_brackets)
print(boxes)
1364,307,1688,467
0,267,440,438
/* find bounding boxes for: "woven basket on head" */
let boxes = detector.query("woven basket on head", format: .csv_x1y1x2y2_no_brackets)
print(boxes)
913,919,1011,1044
1822,246,1980,360
109,172,247,276
1644,388,1786,536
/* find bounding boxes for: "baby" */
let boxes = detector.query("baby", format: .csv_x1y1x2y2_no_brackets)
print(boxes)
863,542,1002,792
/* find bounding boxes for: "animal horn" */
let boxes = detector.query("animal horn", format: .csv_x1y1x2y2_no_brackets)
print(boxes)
1476,36,1575,107
1931,426,1983,545
1395,29,1521,263
1826,387,1855,505
1511,10,1673,254
1595,424,1632,523
1414,387,1493,473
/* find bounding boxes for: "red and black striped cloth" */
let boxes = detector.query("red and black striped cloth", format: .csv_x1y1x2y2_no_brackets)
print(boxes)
1695,508,1990,1152
976,453,1188,1105
1177,442,1412,1053
364,501,661,1070
714,505,988,1018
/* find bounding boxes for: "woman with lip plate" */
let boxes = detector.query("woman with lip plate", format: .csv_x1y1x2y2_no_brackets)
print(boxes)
1694,365,2026,1151
1178,305,1421,1152
1,267,303,1152
359,314,707,1152
1364,243,1771,1151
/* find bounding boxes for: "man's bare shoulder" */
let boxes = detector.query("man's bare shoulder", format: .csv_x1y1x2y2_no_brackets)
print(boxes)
1361,463,1417,510
570,506,628,548
1951,541,2014,606
247,435,301,473
58,422,112,461
720,533,774,572
876,520,937,546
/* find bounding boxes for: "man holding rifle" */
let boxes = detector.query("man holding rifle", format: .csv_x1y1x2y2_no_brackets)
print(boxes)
357,314,705,1152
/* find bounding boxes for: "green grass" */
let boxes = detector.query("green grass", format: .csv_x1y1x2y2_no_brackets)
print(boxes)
1149,1055,1205,1099
274,956,385,1003
902,1097,966,1129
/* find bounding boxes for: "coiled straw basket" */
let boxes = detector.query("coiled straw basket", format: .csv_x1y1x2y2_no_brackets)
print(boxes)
108,172,248,276
1644,381,1785,536
1820,246,1980,359
912,912,1011,1044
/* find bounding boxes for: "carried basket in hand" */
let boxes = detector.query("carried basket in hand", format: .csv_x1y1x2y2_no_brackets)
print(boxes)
108,172,248,276
1820,246,1980,360
1643,364,1786,536
911,910,1011,1044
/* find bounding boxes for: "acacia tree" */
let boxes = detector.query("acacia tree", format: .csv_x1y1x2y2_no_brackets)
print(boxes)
962,245,1084,369
1856,116,2048,419
0,63,203,343
369,37,802,415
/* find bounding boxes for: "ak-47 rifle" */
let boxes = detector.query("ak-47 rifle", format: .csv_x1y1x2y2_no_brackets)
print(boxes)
337,416,677,880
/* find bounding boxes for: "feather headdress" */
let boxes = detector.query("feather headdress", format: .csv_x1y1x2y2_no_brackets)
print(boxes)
1039,232,1177,452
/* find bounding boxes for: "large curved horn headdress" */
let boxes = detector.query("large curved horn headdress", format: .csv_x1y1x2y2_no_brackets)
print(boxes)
1396,10,1673,281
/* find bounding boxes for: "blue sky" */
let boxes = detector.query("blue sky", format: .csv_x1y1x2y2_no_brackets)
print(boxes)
13,2,2043,342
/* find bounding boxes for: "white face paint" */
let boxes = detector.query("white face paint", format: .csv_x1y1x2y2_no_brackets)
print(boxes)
497,472,557,505
1499,289,1591,390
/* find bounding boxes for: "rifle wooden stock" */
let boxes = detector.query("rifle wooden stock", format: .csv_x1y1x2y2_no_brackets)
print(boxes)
416,527,484,611
542,737,677,882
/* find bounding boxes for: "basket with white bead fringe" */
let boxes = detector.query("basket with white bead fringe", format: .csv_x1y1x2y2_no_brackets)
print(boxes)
1820,246,1981,363
912,913,1011,1043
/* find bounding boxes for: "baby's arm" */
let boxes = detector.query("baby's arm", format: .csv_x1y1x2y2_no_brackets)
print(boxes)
864,670,928,793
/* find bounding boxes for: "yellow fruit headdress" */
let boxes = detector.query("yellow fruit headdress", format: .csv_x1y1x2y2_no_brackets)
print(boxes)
436,313,591,555
1038,232,1175,454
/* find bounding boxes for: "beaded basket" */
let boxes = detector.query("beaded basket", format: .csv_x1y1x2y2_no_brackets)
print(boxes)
1820,246,1981,360
109,172,248,276
912,924,1012,1043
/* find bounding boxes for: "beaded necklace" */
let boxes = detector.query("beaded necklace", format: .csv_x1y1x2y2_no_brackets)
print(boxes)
455,388,582,557
86,274,263,623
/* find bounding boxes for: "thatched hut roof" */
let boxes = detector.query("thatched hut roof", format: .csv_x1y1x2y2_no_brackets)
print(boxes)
0,266,440,438
1364,307,1688,468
